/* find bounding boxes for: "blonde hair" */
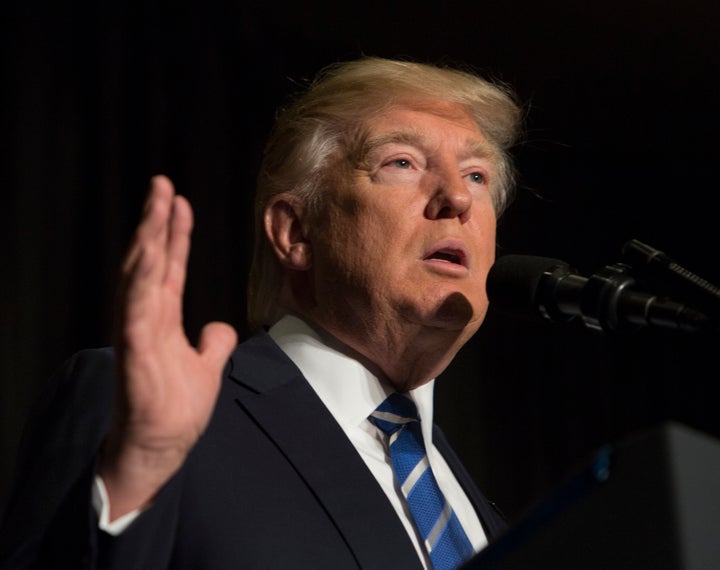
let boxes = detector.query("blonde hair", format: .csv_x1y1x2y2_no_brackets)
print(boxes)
247,56,522,330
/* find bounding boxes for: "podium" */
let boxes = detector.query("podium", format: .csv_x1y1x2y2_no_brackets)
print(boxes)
466,422,720,570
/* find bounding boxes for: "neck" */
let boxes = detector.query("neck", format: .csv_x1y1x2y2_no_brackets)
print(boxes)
302,313,472,393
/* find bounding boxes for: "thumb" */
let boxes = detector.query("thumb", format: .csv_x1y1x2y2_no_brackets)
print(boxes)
198,322,238,373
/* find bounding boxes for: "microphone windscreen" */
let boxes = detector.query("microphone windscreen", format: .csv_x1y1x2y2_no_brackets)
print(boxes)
487,255,570,315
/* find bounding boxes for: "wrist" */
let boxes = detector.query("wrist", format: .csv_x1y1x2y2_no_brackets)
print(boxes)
98,433,188,520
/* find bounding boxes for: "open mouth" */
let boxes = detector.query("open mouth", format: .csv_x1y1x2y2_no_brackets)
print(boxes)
426,250,462,264
423,246,468,268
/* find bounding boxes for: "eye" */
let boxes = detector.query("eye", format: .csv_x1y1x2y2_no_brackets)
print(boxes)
468,171,485,185
391,158,412,169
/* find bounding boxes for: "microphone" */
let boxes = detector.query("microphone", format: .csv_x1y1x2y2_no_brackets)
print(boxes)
486,254,713,334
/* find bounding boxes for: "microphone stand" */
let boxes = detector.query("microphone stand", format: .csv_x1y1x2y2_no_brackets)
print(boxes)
574,261,713,335
621,239,720,322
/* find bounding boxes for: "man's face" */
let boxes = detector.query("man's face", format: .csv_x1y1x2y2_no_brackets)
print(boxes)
308,101,499,354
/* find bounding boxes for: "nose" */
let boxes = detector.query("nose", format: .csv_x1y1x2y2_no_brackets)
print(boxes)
424,173,472,223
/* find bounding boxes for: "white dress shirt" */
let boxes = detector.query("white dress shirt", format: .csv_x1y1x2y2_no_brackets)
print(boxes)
95,314,488,565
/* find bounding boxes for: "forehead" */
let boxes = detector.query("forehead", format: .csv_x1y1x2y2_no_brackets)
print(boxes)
360,100,495,160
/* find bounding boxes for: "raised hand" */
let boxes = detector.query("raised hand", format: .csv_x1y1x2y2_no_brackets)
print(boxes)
99,175,237,520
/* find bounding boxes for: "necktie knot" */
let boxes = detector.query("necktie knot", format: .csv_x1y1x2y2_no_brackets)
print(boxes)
369,392,419,437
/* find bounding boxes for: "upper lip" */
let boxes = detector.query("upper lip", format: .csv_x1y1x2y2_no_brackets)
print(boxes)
422,239,470,268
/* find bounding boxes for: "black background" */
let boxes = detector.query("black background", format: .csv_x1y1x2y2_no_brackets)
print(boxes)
2,0,719,524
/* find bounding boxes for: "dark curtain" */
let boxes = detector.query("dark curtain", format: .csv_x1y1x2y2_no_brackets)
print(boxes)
2,0,719,524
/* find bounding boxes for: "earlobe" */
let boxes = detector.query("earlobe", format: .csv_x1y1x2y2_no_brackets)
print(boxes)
265,195,312,270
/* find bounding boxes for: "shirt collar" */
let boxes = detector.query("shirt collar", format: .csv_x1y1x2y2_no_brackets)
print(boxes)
268,314,436,435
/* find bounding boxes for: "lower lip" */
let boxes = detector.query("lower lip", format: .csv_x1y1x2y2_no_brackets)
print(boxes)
422,259,469,275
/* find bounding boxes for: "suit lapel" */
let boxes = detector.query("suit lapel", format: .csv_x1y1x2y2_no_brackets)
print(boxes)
433,425,508,540
227,333,422,569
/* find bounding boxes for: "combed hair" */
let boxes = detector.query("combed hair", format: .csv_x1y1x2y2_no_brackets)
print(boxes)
247,56,523,330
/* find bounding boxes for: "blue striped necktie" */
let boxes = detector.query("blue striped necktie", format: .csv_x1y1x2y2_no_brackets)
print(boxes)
370,393,474,570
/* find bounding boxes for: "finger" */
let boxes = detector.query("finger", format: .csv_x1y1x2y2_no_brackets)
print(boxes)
122,239,162,307
122,176,175,276
198,322,238,374
164,194,194,297
115,176,178,341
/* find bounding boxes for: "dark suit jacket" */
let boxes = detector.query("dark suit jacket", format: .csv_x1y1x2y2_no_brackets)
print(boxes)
0,331,506,569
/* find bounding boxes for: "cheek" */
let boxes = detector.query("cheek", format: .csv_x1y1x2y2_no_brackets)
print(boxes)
333,198,404,255
470,210,497,265
315,208,386,279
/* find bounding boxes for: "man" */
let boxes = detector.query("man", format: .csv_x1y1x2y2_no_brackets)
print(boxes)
0,56,521,569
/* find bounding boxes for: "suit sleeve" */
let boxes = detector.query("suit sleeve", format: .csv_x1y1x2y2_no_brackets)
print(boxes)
0,348,184,569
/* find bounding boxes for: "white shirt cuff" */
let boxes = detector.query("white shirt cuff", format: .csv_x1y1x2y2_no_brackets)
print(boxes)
92,475,143,535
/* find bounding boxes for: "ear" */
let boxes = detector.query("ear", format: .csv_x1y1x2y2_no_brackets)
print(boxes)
264,194,312,270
